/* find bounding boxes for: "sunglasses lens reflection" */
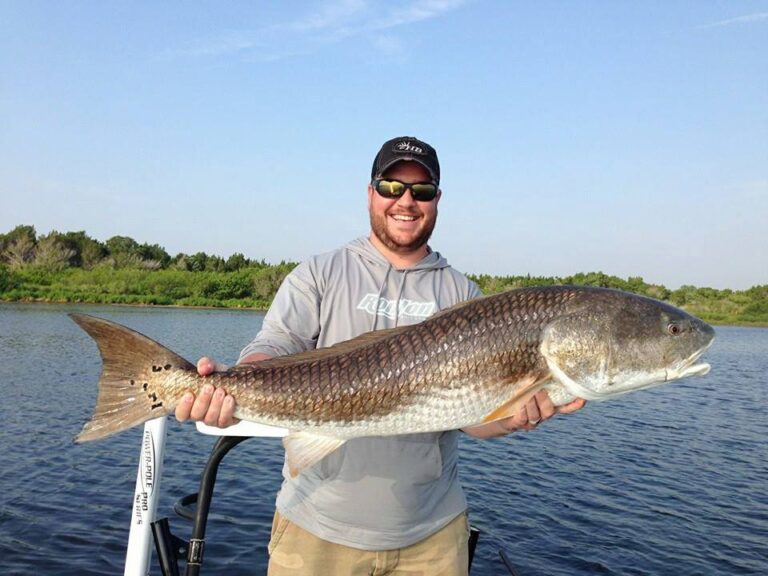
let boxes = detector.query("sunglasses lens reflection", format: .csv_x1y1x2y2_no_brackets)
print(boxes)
376,180,406,197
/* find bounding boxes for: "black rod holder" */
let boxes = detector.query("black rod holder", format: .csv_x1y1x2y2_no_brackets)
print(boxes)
151,517,185,576
184,435,252,576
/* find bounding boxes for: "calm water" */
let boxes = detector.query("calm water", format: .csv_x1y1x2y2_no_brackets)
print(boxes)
1,303,766,575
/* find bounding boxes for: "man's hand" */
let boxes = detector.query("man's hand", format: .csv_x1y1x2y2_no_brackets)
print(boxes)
174,357,238,428
462,391,586,439
175,352,272,429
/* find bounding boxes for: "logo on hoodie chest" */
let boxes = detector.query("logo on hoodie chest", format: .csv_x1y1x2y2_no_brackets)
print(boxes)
357,294,436,320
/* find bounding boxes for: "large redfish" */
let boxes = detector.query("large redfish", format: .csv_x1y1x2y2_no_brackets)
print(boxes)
72,286,714,475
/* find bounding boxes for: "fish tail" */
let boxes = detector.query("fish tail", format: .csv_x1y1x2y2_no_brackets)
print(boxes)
70,313,196,443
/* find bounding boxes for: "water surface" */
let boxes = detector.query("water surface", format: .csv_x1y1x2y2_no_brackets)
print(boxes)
1,303,766,575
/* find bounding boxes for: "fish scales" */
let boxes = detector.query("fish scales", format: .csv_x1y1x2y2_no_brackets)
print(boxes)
226,288,570,434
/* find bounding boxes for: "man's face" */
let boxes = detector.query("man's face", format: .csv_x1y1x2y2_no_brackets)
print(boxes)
368,161,441,255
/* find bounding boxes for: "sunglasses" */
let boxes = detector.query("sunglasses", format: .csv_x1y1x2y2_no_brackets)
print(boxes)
372,179,439,202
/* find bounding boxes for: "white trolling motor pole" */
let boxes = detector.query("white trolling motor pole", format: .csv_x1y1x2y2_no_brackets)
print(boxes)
120,410,288,575
124,416,168,576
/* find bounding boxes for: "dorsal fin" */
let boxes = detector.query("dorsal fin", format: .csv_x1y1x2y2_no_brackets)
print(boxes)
424,293,492,321
234,296,497,371
233,325,414,370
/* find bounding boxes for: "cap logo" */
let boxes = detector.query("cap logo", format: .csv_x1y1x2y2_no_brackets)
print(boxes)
394,141,425,155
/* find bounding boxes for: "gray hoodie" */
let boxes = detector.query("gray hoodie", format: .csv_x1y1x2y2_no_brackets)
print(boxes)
239,237,481,550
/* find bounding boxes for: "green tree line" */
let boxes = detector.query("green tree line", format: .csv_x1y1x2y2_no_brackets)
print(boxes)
0,225,295,308
1,225,766,325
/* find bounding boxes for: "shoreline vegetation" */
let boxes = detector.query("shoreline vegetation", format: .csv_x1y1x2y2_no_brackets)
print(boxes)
1,225,766,326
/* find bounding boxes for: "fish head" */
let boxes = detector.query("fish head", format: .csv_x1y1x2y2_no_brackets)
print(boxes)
541,288,715,402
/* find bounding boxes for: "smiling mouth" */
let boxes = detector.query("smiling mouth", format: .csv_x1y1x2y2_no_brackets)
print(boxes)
391,214,418,222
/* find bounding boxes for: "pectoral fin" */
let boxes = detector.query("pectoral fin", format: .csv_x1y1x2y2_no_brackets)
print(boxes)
480,373,549,423
282,432,346,477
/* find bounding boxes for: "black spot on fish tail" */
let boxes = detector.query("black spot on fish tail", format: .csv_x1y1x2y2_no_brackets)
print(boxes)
152,365,162,372
164,364,172,370
142,383,148,391
151,402,163,410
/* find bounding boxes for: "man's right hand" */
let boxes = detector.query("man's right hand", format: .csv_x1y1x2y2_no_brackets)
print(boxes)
175,356,238,428
175,353,272,429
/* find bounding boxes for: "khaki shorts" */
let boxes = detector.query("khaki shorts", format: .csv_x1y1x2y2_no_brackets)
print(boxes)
267,511,470,576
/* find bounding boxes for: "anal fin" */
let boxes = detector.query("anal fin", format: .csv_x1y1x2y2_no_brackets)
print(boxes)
282,432,346,477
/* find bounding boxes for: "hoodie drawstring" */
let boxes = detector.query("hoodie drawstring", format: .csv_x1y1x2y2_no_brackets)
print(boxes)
370,263,392,332
393,270,409,327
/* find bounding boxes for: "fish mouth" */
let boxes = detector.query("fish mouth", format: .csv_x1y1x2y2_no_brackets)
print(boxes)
665,339,714,381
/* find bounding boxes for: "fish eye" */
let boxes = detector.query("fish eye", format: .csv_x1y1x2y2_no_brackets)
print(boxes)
667,322,684,336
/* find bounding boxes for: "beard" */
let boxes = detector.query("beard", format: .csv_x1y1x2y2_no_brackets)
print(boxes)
369,208,437,254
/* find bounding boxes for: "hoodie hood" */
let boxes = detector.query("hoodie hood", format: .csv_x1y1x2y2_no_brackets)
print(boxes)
345,236,450,272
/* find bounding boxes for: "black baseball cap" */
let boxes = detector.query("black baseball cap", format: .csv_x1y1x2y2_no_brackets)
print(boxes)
371,136,440,185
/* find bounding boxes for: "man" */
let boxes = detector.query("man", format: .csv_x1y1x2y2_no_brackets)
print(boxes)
176,136,585,575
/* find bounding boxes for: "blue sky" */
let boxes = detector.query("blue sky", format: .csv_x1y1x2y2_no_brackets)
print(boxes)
1,1,766,290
